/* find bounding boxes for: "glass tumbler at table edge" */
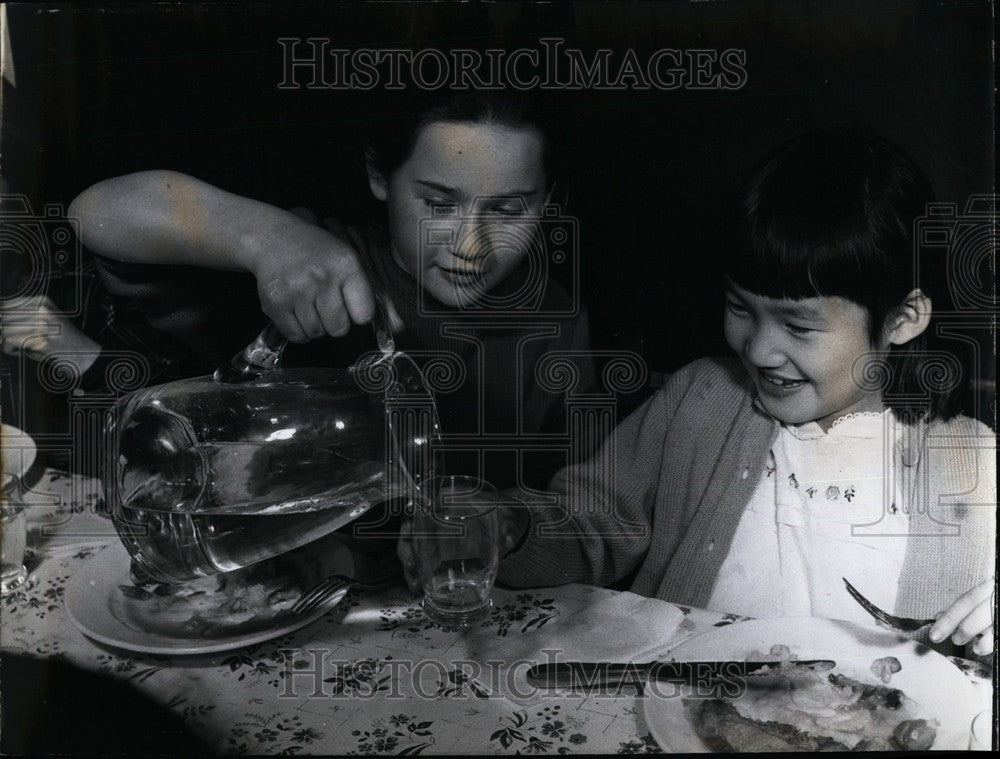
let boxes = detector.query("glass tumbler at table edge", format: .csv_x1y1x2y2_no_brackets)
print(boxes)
412,476,499,629
1,483,29,595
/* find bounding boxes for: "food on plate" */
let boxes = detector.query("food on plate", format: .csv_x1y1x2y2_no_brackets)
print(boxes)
767,644,792,660
685,661,938,751
892,719,936,751
693,699,849,751
744,644,797,662
113,557,305,637
871,656,902,684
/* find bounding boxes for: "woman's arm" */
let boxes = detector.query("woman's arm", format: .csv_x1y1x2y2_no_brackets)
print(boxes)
70,171,301,270
69,171,394,342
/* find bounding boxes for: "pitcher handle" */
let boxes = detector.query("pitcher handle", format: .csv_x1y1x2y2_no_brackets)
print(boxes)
215,293,392,384
214,322,288,384
370,295,396,356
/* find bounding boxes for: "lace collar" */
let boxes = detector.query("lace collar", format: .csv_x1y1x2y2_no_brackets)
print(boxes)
788,409,892,441
751,397,893,441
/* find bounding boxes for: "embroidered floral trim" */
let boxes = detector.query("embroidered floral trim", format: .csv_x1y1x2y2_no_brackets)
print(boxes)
829,410,889,430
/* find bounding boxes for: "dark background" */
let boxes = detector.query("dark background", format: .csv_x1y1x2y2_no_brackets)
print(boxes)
4,0,995,408
1,5,993,747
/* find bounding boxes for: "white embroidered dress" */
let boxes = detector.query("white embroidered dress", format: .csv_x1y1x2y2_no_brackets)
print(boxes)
708,410,912,626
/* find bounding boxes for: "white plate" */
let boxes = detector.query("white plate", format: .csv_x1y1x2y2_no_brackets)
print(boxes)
66,540,350,655
642,617,984,752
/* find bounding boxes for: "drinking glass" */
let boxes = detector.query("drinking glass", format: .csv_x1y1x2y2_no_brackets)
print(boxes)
1,485,29,595
412,476,499,629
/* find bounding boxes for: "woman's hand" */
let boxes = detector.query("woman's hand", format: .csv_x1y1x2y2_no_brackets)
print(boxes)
929,580,995,656
396,502,530,594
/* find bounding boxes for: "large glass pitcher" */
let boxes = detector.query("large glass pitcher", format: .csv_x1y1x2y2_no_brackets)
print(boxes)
106,322,441,583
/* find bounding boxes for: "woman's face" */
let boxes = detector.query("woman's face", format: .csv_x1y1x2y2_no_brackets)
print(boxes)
368,120,547,307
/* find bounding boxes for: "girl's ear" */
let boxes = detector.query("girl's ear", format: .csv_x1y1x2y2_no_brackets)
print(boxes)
365,149,388,202
884,288,932,346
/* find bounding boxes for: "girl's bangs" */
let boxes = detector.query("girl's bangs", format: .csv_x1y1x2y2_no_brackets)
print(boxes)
725,225,878,303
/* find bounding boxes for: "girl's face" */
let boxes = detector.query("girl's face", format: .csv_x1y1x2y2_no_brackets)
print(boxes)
368,120,547,307
723,282,890,430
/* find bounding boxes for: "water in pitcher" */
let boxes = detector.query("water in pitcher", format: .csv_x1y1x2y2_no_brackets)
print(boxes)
108,365,439,583
113,438,397,582
107,339,444,584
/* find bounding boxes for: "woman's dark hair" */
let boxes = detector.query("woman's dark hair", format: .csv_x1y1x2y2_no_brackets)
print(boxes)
723,131,964,422
363,86,563,189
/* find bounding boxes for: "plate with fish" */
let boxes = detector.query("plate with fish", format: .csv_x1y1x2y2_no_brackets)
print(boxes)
641,617,985,751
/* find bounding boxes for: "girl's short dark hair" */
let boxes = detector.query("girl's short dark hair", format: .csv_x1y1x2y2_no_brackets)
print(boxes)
364,86,562,187
723,131,964,422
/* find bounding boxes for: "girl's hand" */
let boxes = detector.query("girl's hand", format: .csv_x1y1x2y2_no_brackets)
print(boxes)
396,504,530,594
1,295,102,371
248,212,402,343
929,580,995,656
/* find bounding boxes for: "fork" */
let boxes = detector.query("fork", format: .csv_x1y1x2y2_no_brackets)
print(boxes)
843,577,935,632
290,574,398,617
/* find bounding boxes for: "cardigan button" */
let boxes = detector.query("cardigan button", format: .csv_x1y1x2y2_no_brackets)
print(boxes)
706,540,715,552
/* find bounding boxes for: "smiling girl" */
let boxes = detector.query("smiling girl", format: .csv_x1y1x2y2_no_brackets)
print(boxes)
487,132,995,656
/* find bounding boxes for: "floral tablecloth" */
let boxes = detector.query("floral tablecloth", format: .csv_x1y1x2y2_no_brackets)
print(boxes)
2,470,993,755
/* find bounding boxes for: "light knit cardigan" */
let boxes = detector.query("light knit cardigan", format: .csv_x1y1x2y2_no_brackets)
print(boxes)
499,357,996,627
